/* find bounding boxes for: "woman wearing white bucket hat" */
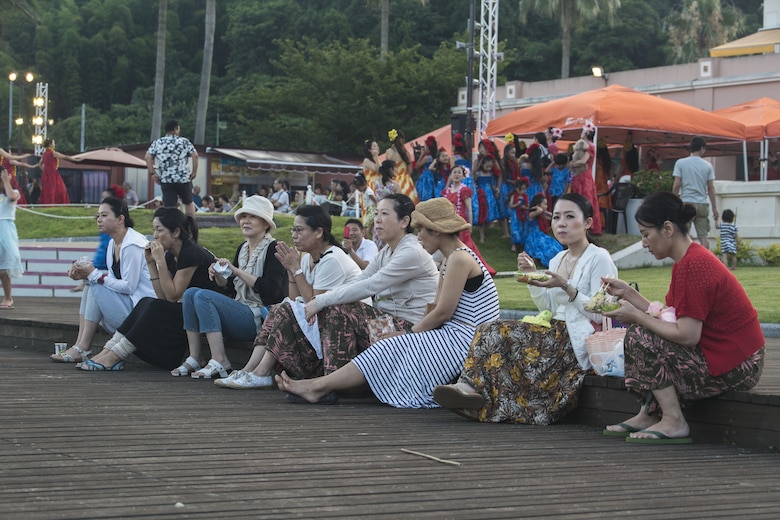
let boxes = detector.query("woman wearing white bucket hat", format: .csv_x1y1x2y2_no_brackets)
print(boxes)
175,195,288,379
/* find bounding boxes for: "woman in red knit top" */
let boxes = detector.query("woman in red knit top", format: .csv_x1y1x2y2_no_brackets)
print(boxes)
601,192,764,444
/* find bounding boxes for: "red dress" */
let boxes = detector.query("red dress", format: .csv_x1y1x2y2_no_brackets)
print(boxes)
3,158,26,204
39,149,70,205
442,184,496,277
570,142,602,234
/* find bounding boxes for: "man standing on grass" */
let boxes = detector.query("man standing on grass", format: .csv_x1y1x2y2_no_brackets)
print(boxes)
673,136,718,250
146,119,198,217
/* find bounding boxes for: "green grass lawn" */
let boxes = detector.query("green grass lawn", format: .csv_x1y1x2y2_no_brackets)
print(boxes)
16,206,780,322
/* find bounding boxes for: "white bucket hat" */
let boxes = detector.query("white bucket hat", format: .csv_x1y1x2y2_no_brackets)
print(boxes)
233,195,276,229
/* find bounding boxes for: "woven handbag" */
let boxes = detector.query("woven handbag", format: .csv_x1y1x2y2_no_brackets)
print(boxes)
586,317,627,376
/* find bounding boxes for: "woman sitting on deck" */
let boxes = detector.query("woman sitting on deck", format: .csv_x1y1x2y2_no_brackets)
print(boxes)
52,197,155,363
77,208,219,371
214,204,364,388
432,193,617,424
218,194,439,389
275,197,500,407
601,192,764,444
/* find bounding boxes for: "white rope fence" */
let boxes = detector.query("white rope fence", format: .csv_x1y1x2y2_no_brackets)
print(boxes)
16,195,246,220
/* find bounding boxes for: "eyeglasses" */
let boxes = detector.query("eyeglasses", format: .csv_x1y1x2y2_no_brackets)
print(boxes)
290,226,309,235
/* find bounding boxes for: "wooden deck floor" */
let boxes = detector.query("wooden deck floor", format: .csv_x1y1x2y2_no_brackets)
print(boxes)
2,347,780,519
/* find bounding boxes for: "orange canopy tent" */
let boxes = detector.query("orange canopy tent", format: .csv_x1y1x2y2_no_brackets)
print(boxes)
713,97,780,140
485,84,747,148
712,97,780,181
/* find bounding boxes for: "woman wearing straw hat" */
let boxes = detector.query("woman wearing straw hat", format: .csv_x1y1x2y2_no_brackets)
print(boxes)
275,197,500,407
174,195,288,379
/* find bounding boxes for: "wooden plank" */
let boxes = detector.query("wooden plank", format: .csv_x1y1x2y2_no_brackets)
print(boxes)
3,347,780,518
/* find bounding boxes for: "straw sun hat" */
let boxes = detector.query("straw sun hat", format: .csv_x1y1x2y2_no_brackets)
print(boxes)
411,198,470,234
233,195,276,229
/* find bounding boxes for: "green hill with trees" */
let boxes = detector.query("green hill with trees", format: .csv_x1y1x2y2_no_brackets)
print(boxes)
0,0,763,154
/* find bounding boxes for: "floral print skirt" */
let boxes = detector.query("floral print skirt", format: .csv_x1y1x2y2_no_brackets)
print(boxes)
458,319,586,424
623,323,765,411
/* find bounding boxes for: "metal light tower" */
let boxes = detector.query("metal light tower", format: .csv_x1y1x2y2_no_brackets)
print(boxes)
477,0,499,138
32,82,48,155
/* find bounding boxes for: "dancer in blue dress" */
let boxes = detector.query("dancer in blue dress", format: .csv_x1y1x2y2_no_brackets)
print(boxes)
524,193,562,267
509,177,530,252
473,152,500,242
415,149,449,202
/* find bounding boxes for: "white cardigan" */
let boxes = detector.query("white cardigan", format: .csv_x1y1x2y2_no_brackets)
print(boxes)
528,244,618,370
87,227,155,306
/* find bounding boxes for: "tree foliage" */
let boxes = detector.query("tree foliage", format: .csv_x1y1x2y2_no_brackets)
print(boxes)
0,0,764,154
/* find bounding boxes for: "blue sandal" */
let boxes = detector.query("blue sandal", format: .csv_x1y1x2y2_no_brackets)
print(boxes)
79,359,125,371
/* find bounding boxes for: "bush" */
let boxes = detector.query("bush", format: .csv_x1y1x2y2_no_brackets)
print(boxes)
757,244,780,266
631,170,674,198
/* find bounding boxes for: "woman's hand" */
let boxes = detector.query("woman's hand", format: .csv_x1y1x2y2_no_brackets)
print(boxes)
602,277,631,299
304,298,320,322
208,258,234,280
275,241,301,273
517,252,537,273
147,240,165,264
68,263,95,281
529,270,566,288
602,299,641,324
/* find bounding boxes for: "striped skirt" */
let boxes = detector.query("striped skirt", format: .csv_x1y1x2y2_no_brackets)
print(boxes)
352,322,475,409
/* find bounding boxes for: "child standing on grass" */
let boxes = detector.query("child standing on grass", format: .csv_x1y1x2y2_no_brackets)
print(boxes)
509,177,530,253
0,167,23,309
718,209,738,270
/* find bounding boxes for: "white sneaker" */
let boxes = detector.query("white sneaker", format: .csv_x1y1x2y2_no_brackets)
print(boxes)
214,370,245,388
226,372,273,389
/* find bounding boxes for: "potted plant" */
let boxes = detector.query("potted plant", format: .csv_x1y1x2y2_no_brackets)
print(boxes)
631,170,674,198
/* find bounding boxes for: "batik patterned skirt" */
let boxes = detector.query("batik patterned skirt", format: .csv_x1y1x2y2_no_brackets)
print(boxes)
458,319,586,424
258,301,413,378
623,323,764,411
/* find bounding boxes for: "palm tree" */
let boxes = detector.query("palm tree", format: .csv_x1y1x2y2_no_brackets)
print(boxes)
1,0,38,21
666,0,745,63
521,0,621,79
150,0,168,141
194,0,216,145
368,0,429,58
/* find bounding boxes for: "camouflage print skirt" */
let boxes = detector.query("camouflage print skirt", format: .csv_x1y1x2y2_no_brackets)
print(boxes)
623,323,765,411
458,319,586,425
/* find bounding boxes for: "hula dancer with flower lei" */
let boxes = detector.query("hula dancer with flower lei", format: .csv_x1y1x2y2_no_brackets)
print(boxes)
385,129,418,204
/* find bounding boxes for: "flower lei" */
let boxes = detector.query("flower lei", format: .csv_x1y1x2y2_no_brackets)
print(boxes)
388,129,398,142
582,121,596,135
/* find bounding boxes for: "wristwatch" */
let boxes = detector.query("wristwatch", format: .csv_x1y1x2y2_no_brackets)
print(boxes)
293,268,304,277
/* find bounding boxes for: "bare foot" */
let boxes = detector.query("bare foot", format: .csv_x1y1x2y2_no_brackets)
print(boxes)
629,417,690,440
605,409,659,434
0,299,13,309
275,371,328,403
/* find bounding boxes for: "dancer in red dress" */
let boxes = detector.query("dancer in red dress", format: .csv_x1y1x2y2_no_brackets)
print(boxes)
38,139,81,205
442,165,496,277
0,148,33,204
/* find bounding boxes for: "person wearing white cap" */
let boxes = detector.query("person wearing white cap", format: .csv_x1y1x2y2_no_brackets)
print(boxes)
174,195,288,379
